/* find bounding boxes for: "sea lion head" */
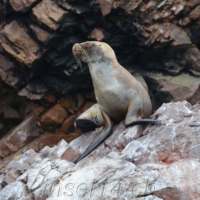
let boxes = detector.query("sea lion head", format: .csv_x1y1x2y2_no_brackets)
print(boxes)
72,41,116,66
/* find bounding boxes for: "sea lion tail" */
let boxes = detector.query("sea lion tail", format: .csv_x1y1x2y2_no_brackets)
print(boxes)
74,111,112,164
125,119,161,128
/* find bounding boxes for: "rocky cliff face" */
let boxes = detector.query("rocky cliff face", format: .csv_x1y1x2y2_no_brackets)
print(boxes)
1,0,200,148
0,101,200,199
1,0,200,103
1,0,200,199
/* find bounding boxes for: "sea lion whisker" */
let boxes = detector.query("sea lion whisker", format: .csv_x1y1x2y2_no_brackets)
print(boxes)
73,45,89,73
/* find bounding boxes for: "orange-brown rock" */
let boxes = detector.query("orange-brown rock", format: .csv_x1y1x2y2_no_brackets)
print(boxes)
88,28,105,41
178,16,191,26
144,23,191,47
40,103,68,129
9,0,38,12
81,90,97,102
47,94,57,103
189,5,200,20
92,0,113,16
32,0,67,31
59,101,95,135
61,146,79,162
59,93,85,113
58,113,81,135
33,106,45,116
30,24,59,46
2,21,41,67
26,133,77,152
146,72,200,109
187,0,200,8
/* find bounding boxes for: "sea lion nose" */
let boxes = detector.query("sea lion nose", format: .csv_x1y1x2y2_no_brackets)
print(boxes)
73,43,80,52
72,44,77,52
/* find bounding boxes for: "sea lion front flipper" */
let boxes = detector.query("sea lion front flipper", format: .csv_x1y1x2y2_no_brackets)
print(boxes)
76,117,104,133
74,103,104,131
74,110,112,164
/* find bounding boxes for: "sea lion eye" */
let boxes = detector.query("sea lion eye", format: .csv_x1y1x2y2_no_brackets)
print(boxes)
85,42,91,47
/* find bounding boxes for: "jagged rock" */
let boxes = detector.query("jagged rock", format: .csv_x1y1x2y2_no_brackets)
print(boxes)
143,23,191,47
92,0,113,16
185,47,200,73
39,103,68,129
0,78,30,137
47,94,57,103
146,72,200,107
2,21,41,67
48,101,200,199
3,104,20,119
59,93,85,113
59,101,95,134
1,0,200,96
32,0,68,31
9,0,38,12
0,181,30,200
179,16,191,26
26,132,79,152
0,101,200,199
187,0,200,8
139,101,200,164
0,53,14,80
0,53,27,88
2,0,200,107
93,0,143,16
0,140,75,199
88,28,105,41
0,149,38,185
0,114,40,158
18,87,46,100
33,106,45,116
189,5,200,20
26,79,48,93
58,1,89,14
2,0,200,198
30,24,62,47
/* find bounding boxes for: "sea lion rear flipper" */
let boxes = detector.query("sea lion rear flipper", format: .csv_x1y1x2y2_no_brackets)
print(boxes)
125,119,161,128
125,102,161,127
74,110,112,164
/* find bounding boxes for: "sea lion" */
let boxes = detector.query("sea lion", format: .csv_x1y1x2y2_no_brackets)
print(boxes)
72,41,161,164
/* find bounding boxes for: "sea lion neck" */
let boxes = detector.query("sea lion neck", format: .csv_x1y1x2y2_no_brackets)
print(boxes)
87,57,116,73
87,58,118,94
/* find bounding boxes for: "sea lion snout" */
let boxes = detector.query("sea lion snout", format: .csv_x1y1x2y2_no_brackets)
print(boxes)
72,43,82,55
72,42,93,64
